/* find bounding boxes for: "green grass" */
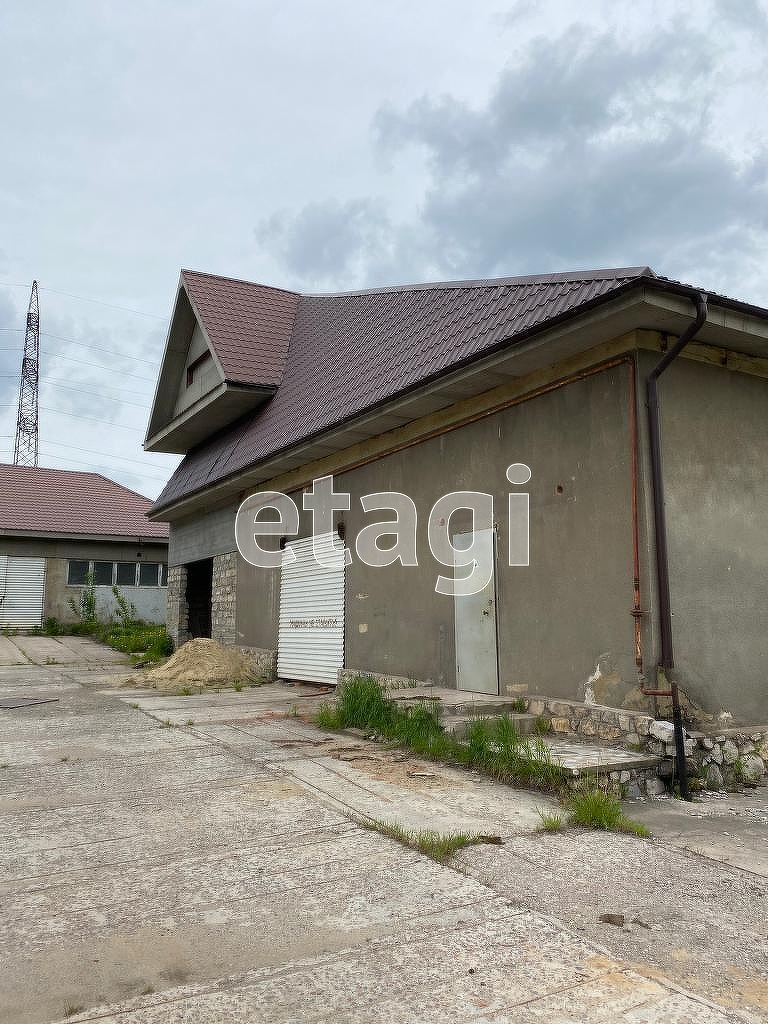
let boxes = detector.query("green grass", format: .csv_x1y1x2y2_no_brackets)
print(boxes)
567,788,651,837
537,810,565,832
40,614,173,664
317,676,569,793
355,816,501,863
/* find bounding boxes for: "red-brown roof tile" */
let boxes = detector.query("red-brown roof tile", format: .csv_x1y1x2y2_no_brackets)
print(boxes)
152,267,658,511
181,270,299,386
0,464,169,540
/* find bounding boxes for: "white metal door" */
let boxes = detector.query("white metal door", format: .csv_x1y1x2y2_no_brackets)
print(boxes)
0,555,46,629
453,529,498,694
277,533,345,685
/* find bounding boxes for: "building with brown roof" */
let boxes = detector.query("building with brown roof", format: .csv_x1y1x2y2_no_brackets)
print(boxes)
146,267,768,725
0,464,169,628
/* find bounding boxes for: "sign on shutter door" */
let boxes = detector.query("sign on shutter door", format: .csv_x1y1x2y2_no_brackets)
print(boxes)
0,555,46,629
277,534,345,685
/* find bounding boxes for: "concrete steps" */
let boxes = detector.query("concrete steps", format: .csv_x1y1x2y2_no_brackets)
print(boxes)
442,712,540,739
385,687,663,792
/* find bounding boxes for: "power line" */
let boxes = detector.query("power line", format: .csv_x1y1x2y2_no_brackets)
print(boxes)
37,379,149,408
0,447,171,484
39,285,168,320
0,328,160,366
41,437,179,470
0,375,151,406
0,404,144,431
36,450,172,482
0,434,178,469
0,348,156,382
0,280,168,320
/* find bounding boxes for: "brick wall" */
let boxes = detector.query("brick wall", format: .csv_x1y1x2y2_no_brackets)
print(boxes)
166,564,190,648
211,551,237,647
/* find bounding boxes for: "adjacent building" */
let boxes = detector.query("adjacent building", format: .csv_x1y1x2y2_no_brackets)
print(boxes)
145,267,768,724
0,464,169,628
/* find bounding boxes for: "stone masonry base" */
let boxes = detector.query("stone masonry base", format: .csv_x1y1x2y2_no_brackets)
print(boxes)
336,668,767,795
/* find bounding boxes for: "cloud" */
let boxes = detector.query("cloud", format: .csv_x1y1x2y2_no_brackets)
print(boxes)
257,199,397,289
258,16,768,303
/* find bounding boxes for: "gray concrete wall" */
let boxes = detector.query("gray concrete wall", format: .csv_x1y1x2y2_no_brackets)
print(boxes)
0,539,168,627
643,352,768,722
237,556,280,649
0,538,167,561
44,557,167,626
235,364,638,702
168,503,238,566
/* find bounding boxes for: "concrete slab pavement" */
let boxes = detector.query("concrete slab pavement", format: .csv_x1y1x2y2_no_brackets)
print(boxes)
0,635,31,664
0,641,763,1023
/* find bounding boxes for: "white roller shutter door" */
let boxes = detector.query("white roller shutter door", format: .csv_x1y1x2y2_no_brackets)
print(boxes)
277,534,345,685
0,555,46,628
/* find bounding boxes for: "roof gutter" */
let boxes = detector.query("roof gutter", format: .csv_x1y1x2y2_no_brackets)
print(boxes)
644,291,708,802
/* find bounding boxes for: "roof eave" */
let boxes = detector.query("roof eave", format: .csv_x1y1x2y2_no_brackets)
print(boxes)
149,276,768,521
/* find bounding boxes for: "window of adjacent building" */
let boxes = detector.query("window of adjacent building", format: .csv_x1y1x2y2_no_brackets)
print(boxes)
68,560,168,587
116,562,137,586
139,562,161,587
67,560,90,585
93,561,114,586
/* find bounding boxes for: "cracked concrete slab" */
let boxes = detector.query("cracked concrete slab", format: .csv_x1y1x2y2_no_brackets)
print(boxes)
0,640,762,1023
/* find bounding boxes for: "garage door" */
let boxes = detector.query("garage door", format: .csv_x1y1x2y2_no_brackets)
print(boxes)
277,534,345,685
0,555,46,628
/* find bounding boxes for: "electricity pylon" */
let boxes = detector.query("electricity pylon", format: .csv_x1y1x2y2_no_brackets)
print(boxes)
13,281,39,467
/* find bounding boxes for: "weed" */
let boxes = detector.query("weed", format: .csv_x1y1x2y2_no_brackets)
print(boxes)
178,686,193,696
0,763,8,769
159,719,174,729
140,985,155,996
42,617,62,636
185,719,194,726
537,810,565,832
323,674,394,732
68,569,97,627
317,677,569,794
567,789,651,837
728,758,750,788
59,756,69,763
288,704,299,717
534,715,551,735
233,680,244,692
111,586,136,629
356,816,500,863
128,702,140,709
510,697,528,713
63,1005,84,1018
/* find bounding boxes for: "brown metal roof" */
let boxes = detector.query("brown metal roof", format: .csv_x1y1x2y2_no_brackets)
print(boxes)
0,464,169,540
152,267,658,511
181,270,299,386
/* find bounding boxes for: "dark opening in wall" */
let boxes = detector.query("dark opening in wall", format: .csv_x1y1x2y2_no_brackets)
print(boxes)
186,558,213,639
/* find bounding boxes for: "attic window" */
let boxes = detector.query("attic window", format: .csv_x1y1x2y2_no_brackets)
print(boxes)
186,350,212,387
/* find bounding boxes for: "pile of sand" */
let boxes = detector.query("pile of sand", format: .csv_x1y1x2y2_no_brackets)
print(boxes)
132,637,259,692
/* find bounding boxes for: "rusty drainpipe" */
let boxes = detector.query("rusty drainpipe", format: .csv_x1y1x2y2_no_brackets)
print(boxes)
644,291,708,801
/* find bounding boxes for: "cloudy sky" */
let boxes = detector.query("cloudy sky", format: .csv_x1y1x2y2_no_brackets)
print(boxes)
0,0,766,499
